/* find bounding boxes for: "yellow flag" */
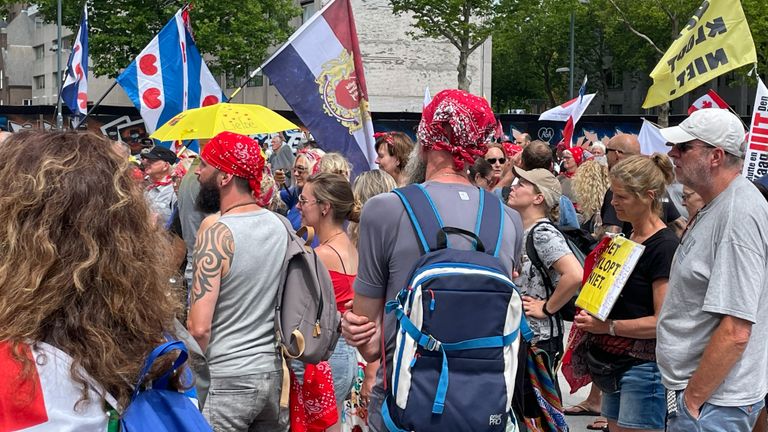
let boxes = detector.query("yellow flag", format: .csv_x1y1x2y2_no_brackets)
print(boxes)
642,0,756,108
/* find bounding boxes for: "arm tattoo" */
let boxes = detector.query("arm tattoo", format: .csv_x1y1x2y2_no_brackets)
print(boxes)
192,223,234,303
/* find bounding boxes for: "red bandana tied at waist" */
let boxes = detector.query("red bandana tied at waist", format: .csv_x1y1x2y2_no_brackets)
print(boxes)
201,131,265,197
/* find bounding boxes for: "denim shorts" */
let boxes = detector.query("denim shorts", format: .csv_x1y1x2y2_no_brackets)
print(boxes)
291,338,357,404
667,389,765,432
601,361,666,430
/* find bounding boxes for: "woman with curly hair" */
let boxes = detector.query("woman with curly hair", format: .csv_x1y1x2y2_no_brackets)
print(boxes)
573,159,611,237
0,131,184,427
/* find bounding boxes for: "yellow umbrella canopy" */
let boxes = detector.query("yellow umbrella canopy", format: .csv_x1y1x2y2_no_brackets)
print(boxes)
150,103,298,141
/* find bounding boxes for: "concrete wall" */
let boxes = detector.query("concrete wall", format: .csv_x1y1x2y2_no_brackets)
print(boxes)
223,0,493,112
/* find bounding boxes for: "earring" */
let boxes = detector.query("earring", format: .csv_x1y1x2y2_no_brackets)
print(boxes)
322,211,327,216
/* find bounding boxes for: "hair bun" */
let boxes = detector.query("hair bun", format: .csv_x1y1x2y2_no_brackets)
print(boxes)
348,199,362,223
650,152,675,186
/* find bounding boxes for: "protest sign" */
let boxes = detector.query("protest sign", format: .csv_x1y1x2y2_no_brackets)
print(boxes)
642,0,756,108
742,78,768,181
575,236,645,321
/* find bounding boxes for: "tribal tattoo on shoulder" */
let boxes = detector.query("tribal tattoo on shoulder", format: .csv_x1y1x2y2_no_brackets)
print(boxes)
192,223,234,303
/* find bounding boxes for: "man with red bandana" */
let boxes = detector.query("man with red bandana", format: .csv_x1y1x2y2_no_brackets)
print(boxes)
340,89,525,431
187,131,289,431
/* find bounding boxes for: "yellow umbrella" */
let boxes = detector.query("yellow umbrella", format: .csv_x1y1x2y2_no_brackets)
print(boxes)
150,103,298,141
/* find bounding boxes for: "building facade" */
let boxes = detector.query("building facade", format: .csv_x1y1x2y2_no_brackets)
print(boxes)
3,0,491,114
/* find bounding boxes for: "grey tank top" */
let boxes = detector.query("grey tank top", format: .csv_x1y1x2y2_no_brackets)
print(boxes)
205,209,287,377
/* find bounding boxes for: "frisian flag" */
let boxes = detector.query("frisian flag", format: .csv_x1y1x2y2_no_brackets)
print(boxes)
116,9,224,134
60,5,88,118
262,0,377,178
539,77,595,148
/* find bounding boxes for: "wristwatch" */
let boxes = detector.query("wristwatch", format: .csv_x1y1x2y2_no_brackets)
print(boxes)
608,320,617,336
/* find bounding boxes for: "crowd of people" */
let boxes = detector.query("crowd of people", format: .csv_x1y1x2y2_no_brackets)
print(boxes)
2,91,768,432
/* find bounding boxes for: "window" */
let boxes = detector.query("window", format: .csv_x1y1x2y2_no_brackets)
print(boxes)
301,0,316,24
22,99,32,106
609,104,623,114
34,44,44,60
33,75,45,90
606,69,622,90
247,70,263,87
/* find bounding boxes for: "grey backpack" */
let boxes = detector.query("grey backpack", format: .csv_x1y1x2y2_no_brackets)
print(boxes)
275,215,340,364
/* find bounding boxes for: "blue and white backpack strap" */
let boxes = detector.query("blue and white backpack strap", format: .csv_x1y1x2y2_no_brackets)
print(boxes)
393,184,445,254
476,189,504,257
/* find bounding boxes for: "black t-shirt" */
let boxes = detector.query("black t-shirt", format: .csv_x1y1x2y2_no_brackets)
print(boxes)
600,189,681,236
608,227,679,320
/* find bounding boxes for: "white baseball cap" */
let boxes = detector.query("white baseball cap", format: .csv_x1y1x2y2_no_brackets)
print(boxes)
660,108,745,157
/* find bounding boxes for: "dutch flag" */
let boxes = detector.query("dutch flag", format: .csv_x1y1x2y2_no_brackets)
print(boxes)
60,5,88,118
116,9,225,134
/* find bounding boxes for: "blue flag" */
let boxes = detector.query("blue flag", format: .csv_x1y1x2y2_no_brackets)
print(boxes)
61,5,88,117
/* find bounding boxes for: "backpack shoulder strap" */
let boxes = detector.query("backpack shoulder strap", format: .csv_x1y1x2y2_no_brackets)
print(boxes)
525,221,556,294
475,189,504,257
393,184,444,254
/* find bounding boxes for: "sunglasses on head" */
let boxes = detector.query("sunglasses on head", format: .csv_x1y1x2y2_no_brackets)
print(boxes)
486,157,507,165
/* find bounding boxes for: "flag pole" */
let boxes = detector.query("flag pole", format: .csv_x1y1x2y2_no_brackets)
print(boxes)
228,67,262,101
74,80,119,129
56,0,63,129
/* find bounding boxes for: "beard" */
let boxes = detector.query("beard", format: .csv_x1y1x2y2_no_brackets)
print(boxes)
403,144,426,184
195,175,221,214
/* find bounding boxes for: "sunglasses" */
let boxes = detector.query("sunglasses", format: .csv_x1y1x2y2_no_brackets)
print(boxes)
606,148,624,154
670,141,714,153
486,158,507,165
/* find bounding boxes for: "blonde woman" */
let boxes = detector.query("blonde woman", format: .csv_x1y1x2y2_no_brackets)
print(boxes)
318,152,353,181
349,169,397,246
574,154,678,432
573,159,610,237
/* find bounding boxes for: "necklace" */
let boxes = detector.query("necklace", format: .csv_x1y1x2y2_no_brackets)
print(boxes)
320,230,345,245
222,201,257,215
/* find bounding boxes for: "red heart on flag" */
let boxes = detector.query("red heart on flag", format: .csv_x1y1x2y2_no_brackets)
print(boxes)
202,95,219,107
78,92,87,109
142,88,162,109
139,54,159,76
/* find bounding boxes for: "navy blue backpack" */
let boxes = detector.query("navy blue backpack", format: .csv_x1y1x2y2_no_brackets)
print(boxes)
120,340,212,432
382,184,524,432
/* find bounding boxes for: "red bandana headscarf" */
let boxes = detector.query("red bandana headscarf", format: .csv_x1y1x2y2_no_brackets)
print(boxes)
201,131,266,197
562,146,585,178
418,89,497,171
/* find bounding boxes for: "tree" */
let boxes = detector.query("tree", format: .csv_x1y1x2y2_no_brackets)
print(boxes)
493,0,578,111
6,0,300,79
389,0,502,90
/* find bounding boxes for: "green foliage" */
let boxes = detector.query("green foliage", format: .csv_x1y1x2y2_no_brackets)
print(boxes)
493,0,768,113
389,0,502,89
11,0,299,78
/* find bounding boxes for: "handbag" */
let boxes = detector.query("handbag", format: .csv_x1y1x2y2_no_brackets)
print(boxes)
120,340,212,432
584,344,642,393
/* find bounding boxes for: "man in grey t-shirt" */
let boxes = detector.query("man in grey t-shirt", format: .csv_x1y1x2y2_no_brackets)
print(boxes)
341,90,523,432
188,132,288,431
657,109,768,431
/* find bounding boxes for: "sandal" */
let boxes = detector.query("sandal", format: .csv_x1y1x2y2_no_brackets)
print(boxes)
586,417,609,431
563,402,600,417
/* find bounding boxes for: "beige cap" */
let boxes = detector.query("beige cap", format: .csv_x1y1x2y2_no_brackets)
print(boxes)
513,167,562,208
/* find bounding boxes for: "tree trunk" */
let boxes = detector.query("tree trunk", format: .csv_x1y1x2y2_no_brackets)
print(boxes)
658,102,670,127
457,48,470,91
